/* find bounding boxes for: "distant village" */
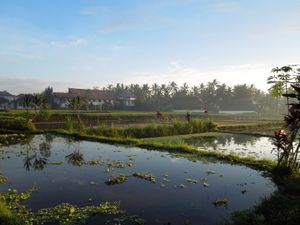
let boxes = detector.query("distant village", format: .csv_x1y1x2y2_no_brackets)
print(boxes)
0,88,136,110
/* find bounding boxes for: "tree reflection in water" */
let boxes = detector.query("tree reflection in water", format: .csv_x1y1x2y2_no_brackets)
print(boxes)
23,134,53,171
65,149,84,166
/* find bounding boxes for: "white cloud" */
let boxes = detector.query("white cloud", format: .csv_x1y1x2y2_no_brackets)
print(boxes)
0,75,82,94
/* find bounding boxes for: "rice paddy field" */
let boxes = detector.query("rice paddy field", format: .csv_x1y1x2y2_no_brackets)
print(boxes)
0,111,298,225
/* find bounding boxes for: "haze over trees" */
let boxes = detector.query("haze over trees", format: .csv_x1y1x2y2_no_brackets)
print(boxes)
100,80,285,113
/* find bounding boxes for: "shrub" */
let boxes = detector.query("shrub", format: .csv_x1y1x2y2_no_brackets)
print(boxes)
0,117,34,132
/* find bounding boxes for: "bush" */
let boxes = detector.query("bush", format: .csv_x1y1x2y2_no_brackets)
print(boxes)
0,117,34,132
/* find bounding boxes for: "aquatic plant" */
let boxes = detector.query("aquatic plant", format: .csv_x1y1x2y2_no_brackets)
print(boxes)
32,202,122,225
203,182,209,187
132,172,157,183
207,169,216,175
106,160,126,168
105,174,128,185
212,198,228,207
186,178,198,184
84,160,102,166
177,184,187,189
0,172,7,184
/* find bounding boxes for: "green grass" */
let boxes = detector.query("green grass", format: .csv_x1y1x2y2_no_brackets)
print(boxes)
86,119,217,138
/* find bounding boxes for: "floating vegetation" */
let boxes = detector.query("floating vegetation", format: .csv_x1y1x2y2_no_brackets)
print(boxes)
106,160,126,168
105,174,128,185
132,172,157,183
0,185,125,225
203,182,209,187
207,169,216,175
212,198,228,207
219,174,224,178
0,134,28,146
127,157,135,167
186,178,198,184
84,160,102,166
33,202,123,225
0,172,7,184
177,184,187,189
0,186,37,224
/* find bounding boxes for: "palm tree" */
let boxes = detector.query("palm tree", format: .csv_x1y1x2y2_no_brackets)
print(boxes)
23,94,32,114
67,96,83,125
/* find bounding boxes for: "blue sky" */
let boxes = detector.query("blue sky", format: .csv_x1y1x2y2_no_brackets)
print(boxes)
0,0,300,94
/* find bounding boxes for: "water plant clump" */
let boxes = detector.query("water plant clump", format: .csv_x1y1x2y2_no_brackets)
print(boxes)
105,174,128,185
203,182,209,187
84,160,103,166
186,178,198,184
0,172,7,184
32,202,123,225
212,198,228,207
0,134,29,146
207,169,216,175
132,172,157,183
106,160,127,168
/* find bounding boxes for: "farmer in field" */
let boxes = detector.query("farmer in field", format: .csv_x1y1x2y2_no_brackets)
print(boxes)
186,111,191,122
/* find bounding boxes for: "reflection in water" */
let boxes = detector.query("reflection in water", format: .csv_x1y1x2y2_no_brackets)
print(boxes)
65,149,84,166
184,134,275,160
22,134,53,171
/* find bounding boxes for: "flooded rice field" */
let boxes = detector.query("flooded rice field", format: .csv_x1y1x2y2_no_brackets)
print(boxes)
0,134,276,225
184,133,276,160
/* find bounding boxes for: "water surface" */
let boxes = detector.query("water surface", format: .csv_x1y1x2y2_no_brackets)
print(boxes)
0,134,276,225
184,133,276,160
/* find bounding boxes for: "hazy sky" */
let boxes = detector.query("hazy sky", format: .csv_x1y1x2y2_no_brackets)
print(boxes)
0,0,300,94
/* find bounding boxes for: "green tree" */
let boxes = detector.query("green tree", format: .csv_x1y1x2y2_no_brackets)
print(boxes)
268,65,300,113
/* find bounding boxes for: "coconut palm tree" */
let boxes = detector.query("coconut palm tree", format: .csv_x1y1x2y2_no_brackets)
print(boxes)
67,96,84,125
23,94,32,113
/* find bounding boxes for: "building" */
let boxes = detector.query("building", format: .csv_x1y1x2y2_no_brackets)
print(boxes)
0,91,16,109
54,88,136,109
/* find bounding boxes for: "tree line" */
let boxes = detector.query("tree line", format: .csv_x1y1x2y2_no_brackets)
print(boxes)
102,80,285,113
22,80,286,114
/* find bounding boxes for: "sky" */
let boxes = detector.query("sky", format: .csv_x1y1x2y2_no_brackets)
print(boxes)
0,0,300,94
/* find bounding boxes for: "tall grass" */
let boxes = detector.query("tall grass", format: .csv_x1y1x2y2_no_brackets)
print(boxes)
87,119,217,138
